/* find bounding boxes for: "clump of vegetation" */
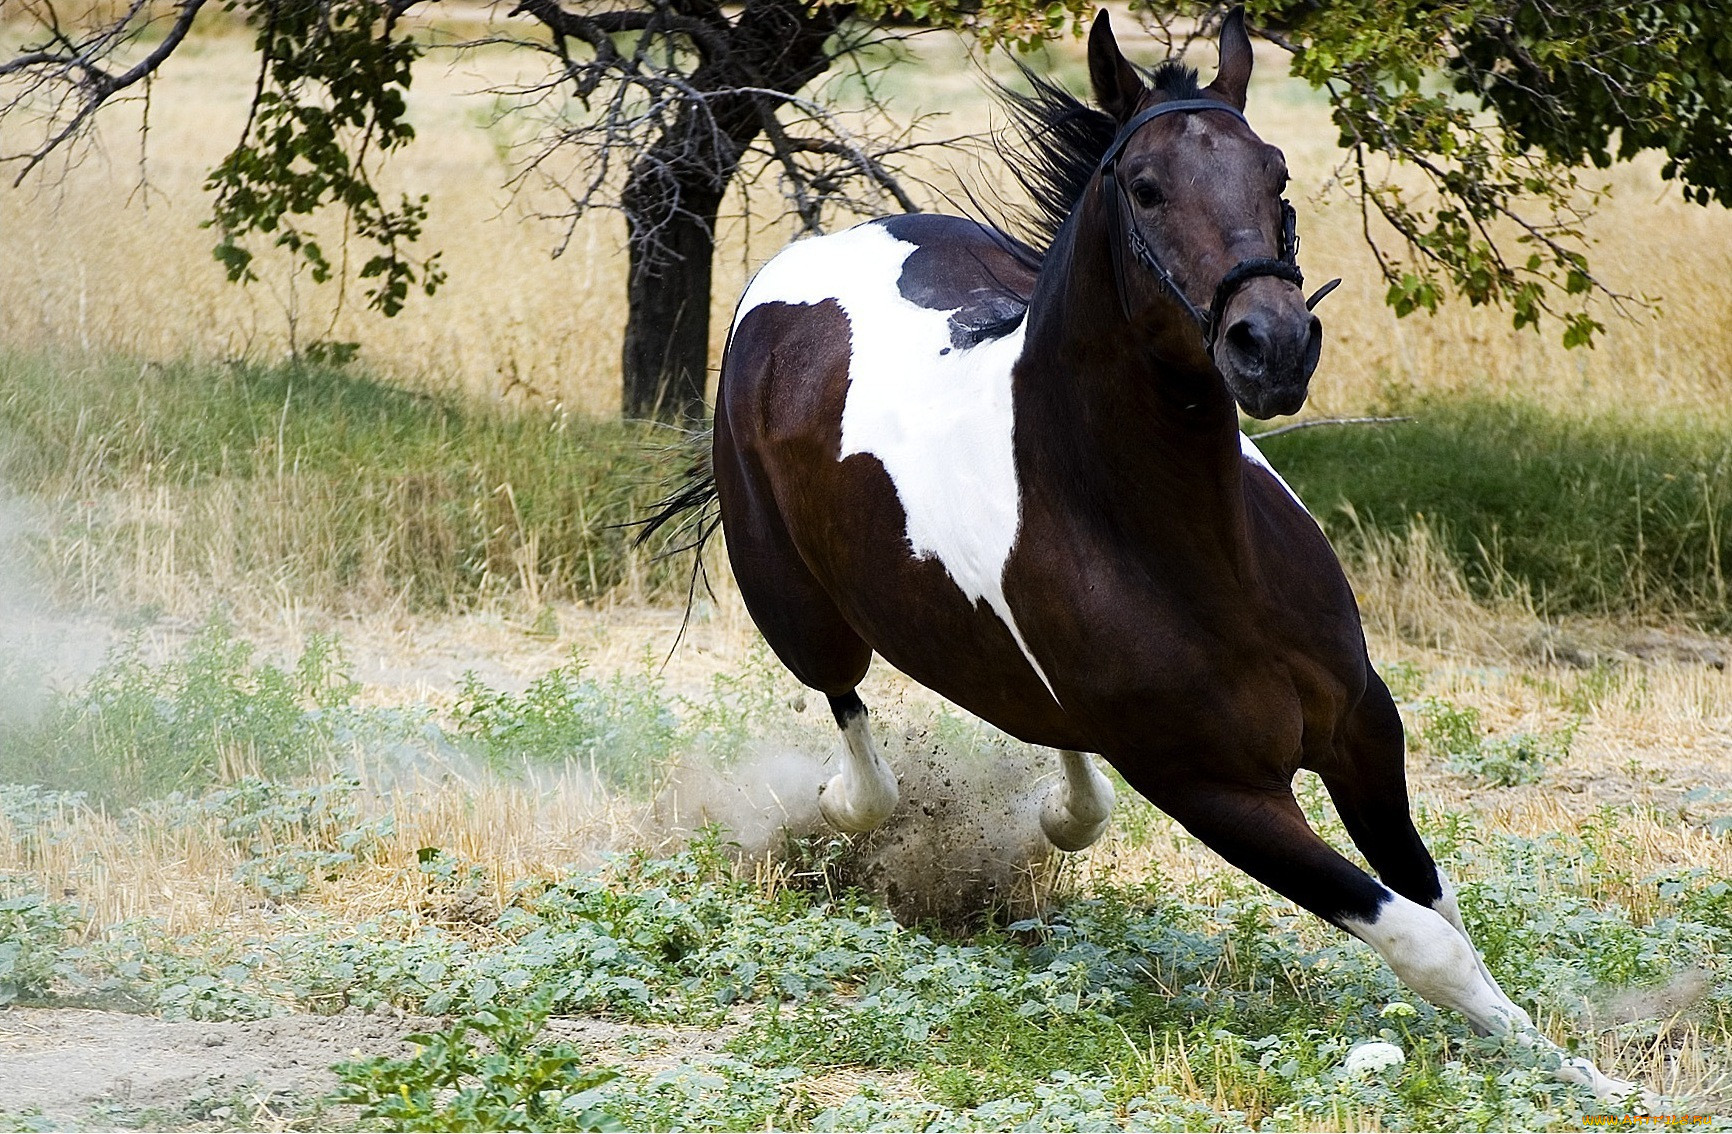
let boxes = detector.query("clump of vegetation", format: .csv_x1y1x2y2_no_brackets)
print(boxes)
1261,397,1732,626
332,999,620,1132
1415,697,1574,787
0,617,356,806
453,652,677,792
0,350,691,612
0,891,78,1007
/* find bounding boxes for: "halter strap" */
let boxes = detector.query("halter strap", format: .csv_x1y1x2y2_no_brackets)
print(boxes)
1098,98,1340,351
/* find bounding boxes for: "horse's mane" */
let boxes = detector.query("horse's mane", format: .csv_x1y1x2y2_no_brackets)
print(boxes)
994,60,1201,260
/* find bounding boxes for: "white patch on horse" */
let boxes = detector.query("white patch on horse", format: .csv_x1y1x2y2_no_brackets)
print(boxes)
1239,432,1306,509
735,222,1058,701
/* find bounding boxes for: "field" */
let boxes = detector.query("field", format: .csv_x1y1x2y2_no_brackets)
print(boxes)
3,6,1732,1132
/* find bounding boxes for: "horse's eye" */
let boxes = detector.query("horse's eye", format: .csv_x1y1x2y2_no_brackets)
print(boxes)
1131,182,1164,209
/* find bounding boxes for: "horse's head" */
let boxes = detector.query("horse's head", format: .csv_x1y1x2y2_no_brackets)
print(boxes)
1089,8,1324,419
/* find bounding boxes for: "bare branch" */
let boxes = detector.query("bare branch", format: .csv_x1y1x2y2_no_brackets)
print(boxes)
1,0,208,185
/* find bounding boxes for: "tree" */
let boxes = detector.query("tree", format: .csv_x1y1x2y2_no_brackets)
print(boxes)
0,0,1084,423
4,2,1731,421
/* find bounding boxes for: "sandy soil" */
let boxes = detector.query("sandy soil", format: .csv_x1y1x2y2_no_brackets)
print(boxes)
0,1006,739,1129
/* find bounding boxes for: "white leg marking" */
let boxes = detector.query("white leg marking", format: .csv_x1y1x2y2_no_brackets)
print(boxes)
735,223,1059,703
1040,750,1115,851
817,711,899,833
1346,891,1640,1102
1431,870,1512,999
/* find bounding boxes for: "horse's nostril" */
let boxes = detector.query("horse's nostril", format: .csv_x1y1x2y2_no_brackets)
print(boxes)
1225,318,1268,362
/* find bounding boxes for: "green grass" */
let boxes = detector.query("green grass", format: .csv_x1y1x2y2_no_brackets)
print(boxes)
0,349,693,610
7,348,1732,626
1256,397,1732,625
9,350,1731,628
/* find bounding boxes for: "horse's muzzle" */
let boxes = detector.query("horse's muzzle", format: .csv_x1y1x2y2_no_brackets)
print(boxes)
1214,305,1321,419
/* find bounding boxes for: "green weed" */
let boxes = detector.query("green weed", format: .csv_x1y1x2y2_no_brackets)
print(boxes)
1415,696,1574,787
0,617,356,806
454,651,677,792
332,998,620,1131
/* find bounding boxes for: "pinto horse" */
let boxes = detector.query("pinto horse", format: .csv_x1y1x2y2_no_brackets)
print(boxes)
695,8,1635,1100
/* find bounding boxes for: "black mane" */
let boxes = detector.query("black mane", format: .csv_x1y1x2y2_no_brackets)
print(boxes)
994,60,1200,259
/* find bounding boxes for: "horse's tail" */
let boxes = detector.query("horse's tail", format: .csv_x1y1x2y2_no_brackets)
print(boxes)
633,433,718,556
627,432,720,659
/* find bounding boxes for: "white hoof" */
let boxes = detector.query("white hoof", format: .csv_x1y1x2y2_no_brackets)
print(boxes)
1556,1054,1647,1106
1039,757,1115,852
817,768,898,833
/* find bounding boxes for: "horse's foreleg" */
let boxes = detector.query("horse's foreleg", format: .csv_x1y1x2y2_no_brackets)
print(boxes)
1151,778,1640,1103
817,692,900,833
1040,749,1116,851
1319,671,1512,1000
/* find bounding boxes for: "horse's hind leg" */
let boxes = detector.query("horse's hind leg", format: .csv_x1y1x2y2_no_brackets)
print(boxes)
1147,774,1638,1102
1040,750,1116,851
712,408,897,833
819,692,900,832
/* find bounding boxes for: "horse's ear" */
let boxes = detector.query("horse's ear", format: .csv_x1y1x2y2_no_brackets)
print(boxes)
1088,10,1145,121
1204,5,1253,110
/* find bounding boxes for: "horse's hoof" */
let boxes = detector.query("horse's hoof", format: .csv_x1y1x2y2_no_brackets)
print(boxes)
1557,1056,1648,1106
1040,793,1111,852
1040,761,1114,851
818,771,897,833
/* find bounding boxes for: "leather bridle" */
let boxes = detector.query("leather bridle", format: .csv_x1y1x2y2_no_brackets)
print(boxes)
1098,98,1341,351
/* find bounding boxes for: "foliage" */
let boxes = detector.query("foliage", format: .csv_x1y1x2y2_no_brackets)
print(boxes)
0,616,356,805
184,778,396,899
206,0,444,317
0,891,79,1006
332,999,621,1131
1415,697,1572,787
453,652,677,791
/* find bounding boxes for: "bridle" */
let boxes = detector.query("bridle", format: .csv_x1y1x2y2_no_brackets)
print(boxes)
1098,98,1341,351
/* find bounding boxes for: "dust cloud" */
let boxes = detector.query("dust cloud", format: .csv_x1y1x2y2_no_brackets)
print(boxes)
658,722,1063,928
0,494,112,727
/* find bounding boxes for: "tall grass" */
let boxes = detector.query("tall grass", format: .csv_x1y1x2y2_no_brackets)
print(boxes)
1259,399,1732,626
7,348,1732,627
0,349,691,613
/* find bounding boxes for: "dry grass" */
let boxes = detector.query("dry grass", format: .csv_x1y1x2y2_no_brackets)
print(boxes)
2,13,1730,419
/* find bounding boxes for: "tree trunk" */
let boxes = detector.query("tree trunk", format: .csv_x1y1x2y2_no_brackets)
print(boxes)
621,184,722,425
614,0,848,424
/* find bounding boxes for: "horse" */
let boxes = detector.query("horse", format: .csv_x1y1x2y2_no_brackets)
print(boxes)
680,7,1637,1101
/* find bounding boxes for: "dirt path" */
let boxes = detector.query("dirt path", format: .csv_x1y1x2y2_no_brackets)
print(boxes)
0,1007,731,1129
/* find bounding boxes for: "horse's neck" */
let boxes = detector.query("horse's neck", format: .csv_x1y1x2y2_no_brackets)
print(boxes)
1016,210,1254,574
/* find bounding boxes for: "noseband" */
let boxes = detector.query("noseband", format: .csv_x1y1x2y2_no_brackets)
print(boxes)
1098,99,1341,349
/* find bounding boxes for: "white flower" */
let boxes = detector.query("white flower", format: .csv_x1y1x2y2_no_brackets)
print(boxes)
1342,1041,1406,1078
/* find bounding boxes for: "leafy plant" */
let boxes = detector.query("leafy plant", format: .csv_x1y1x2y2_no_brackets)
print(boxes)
453,650,676,791
1416,696,1572,787
0,892,78,1006
332,999,620,1131
0,617,359,806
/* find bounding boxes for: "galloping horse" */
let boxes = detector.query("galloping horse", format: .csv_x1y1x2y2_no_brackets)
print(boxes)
700,8,1635,1100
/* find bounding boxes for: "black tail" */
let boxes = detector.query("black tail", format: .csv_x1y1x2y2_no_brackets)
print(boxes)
627,433,721,660
634,436,718,555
